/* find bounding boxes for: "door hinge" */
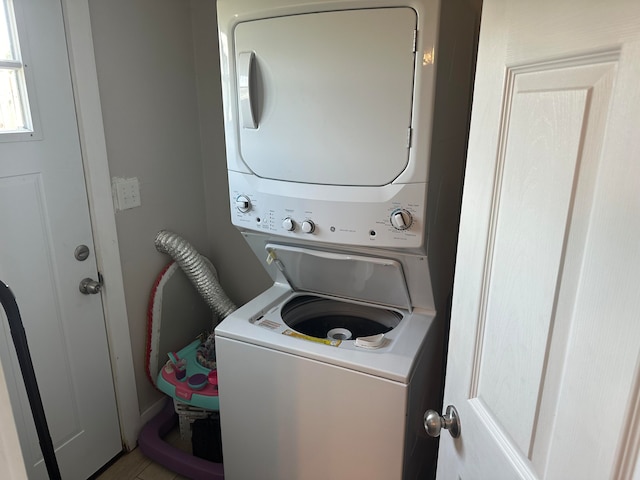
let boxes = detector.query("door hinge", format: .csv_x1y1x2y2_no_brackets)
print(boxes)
407,127,413,148
413,29,418,53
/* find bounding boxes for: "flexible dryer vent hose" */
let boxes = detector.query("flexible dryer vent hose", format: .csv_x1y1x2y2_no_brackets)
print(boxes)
154,230,237,321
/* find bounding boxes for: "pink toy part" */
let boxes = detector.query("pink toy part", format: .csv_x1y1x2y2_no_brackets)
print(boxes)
175,367,187,381
160,365,219,401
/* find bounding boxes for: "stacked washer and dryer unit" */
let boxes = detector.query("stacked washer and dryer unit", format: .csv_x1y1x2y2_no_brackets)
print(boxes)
214,0,477,478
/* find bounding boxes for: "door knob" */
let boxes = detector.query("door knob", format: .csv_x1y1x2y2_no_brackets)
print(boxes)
79,277,102,295
424,405,460,438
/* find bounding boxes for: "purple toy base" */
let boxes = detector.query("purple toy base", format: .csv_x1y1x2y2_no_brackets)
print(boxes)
138,398,224,480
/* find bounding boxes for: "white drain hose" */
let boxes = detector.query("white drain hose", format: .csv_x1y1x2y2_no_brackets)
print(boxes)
154,230,237,321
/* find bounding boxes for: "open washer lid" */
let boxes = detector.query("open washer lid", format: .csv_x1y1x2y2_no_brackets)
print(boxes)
265,244,412,311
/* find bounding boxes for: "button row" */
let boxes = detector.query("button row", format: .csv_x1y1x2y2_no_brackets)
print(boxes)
282,217,315,234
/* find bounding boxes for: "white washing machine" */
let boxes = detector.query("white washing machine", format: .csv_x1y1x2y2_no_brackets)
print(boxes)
214,0,478,478
216,237,444,479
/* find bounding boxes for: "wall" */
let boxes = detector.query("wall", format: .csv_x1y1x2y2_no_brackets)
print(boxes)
88,0,269,414
89,0,209,413
190,0,271,306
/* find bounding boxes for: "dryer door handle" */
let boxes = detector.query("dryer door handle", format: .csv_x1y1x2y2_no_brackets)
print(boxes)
238,51,258,129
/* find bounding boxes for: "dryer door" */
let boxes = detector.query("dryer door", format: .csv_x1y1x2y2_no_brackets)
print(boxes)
233,7,417,186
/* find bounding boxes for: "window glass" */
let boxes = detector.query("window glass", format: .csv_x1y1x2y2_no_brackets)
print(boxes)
0,0,31,133
0,68,25,129
1,0,15,60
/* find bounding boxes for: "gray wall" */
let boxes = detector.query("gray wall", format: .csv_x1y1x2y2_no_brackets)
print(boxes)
89,0,269,413
190,0,271,306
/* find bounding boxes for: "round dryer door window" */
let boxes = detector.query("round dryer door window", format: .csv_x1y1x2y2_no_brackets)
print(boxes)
281,295,402,341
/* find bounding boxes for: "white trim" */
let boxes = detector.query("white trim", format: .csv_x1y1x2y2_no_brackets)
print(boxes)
613,355,640,480
0,60,23,68
59,0,141,450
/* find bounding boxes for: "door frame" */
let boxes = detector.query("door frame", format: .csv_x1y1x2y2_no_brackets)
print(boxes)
59,0,141,450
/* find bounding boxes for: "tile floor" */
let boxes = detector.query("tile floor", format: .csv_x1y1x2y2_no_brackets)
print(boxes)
93,427,192,480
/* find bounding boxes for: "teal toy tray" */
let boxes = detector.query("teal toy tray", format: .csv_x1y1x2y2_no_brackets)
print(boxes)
156,339,219,411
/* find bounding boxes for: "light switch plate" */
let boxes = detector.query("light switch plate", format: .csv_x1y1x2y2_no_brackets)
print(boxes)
112,177,141,211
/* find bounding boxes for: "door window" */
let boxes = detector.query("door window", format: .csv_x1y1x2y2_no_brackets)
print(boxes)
0,0,32,136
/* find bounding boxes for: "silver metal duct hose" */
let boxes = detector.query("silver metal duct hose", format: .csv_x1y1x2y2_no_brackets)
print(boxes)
154,230,237,320
155,230,236,369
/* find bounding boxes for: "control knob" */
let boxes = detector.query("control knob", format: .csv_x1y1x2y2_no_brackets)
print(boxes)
390,209,413,230
282,217,295,231
235,195,251,213
301,220,315,234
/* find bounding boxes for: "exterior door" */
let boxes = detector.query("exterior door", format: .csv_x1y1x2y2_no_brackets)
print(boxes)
0,0,121,478
436,0,640,478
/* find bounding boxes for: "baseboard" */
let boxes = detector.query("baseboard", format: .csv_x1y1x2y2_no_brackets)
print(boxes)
140,397,170,428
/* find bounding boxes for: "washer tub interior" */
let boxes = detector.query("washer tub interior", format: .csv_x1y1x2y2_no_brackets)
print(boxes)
281,295,402,341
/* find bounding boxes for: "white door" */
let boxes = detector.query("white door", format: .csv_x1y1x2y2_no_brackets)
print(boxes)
0,0,121,478
436,0,640,478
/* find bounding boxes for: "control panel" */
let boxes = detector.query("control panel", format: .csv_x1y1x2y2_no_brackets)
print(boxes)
228,171,427,250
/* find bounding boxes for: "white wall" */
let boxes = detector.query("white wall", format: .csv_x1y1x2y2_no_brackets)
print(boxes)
88,0,269,414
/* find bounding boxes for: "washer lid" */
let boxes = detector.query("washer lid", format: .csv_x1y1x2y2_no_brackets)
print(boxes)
265,244,412,311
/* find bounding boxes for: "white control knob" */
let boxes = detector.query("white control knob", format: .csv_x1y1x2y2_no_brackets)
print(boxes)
282,217,295,231
390,209,413,230
235,195,251,213
301,220,315,234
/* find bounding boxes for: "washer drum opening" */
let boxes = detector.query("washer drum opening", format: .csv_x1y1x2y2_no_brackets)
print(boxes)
281,295,402,340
